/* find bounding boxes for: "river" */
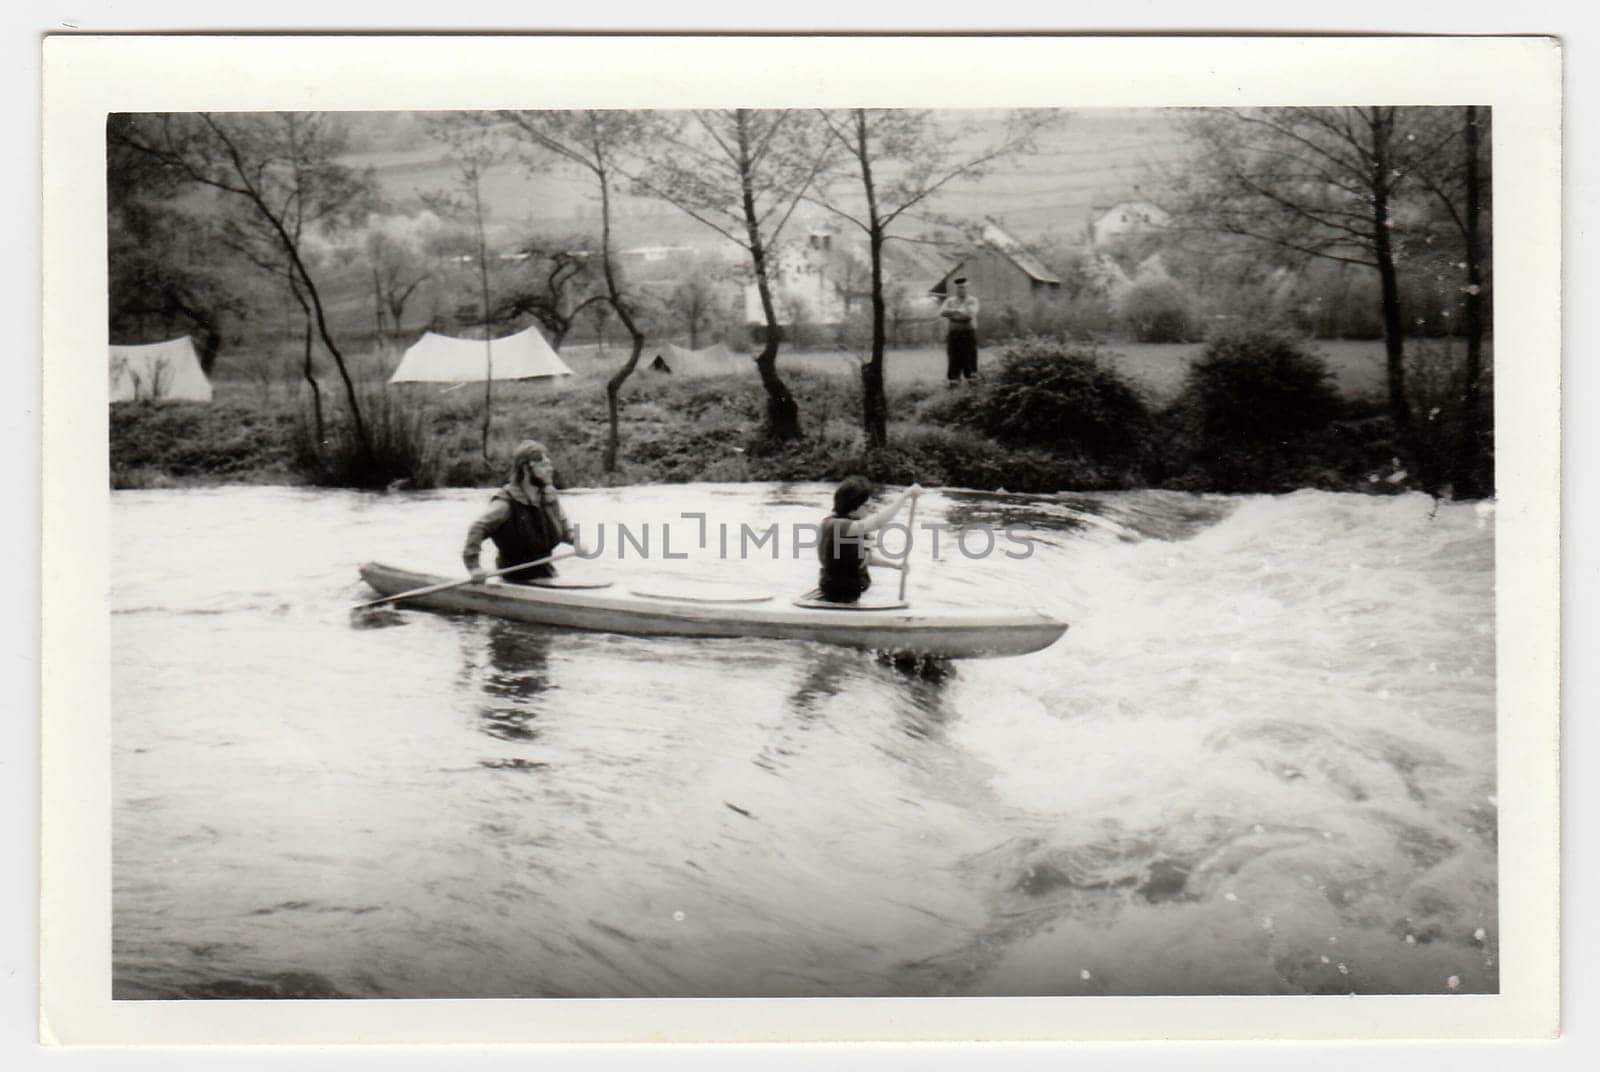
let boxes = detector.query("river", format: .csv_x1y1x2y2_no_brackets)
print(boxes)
110,483,1498,999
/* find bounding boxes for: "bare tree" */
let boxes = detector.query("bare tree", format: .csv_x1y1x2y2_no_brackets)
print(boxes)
668,258,730,350
110,112,377,458
1405,107,1493,497
424,119,506,462
811,109,1057,447
498,110,665,472
1166,107,1468,462
495,235,605,350
633,110,836,441
106,117,246,374
365,225,434,342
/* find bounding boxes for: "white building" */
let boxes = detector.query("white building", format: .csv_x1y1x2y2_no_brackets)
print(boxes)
1086,198,1171,247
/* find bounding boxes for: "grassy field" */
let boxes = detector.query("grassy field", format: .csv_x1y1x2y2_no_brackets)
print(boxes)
765,338,1399,403
207,336,1405,404
124,334,1478,494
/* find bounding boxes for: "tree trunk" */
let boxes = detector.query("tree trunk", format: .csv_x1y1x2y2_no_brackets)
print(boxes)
596,156,646,473
855,111,889,449
863,227,888,449
372,266,386,352
1368,115,1414,459
386,291,409,336
737,109,803,442
195,318,222,377
751,253,803,438
299,306,324,442
603,320,646,472
1455,104,1490,499
255,192,373,464
166,289,221,374
475,186,494,464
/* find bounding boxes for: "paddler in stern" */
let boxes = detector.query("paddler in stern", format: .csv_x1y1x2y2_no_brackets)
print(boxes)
814,476,921,604
464,439,587,585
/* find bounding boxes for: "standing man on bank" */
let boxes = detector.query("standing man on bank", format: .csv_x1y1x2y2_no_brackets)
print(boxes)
940,275,981,385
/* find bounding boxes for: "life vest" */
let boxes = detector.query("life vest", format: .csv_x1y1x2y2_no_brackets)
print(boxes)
816,514,870,601
488,490,567,578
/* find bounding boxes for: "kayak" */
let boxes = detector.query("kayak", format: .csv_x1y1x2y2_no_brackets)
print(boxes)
358,562,1068,659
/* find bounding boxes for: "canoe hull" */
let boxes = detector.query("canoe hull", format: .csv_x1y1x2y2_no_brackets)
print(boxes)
358,563,1067,659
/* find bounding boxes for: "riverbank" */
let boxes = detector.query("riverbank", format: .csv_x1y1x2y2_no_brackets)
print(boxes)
109,338,1442,496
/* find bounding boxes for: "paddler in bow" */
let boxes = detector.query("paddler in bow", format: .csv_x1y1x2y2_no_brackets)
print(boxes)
463,439,588,585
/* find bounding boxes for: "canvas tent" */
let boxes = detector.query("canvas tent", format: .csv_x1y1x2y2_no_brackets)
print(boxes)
109,337,213,402
646,342,746,377
389,327,574,383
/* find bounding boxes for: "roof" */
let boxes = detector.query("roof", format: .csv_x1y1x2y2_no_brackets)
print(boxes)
1087,197,1170,218
979,220,1061,285
885,239,960,282
806,238,958,292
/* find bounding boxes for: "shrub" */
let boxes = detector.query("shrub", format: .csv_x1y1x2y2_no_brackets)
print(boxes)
921,337,1156,466
1165,327,1341,490
291,385,441,489
109,401,296,484
1115,277,1197,343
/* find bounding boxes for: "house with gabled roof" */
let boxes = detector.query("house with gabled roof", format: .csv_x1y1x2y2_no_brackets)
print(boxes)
1086,189,1171,247
930,219,1062,304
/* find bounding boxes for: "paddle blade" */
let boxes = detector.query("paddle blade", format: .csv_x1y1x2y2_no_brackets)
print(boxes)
349,605,408,630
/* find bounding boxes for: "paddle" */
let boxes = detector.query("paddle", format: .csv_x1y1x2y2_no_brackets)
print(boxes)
898,494,918,603
351,549,577,615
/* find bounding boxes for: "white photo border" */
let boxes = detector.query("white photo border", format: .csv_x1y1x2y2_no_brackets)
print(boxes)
40,33,1561,1045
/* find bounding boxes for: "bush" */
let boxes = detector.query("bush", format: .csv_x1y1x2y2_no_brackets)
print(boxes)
1115,277,1197,343
1165,327,1341,490
109,400,296,485
920,337,1156,468
291,386,442,489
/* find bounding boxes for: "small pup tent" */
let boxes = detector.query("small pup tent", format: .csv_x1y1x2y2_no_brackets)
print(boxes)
389,327,574,383
108,337,213,402
646,342,746,377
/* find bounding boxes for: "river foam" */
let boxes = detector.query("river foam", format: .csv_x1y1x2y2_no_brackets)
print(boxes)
111,485,1495,998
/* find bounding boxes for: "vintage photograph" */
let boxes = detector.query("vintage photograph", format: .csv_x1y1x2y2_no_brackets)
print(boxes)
40,34,1561,1044
103,101,1499,1001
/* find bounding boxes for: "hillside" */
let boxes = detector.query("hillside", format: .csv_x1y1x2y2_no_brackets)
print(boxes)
341,108,1197,252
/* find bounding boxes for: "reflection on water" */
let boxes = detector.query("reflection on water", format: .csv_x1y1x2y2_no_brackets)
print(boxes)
474,620,555,743
111,484,1498,999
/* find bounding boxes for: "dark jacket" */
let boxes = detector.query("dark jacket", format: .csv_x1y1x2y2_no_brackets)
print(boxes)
816,514,871,602
463,486,575,581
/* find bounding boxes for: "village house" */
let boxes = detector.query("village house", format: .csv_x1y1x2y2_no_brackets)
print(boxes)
930,220,1062,305
1085,191,1172,247
743,226,955,345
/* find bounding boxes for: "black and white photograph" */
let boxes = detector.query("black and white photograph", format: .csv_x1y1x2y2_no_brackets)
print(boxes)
38,34,1560,1045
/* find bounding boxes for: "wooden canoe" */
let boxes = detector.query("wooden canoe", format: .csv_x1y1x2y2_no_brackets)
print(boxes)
358,562,1067,659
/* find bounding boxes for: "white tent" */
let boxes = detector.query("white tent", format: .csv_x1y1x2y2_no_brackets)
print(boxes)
389,327,574,384
647,342,747,377
109,337,213,402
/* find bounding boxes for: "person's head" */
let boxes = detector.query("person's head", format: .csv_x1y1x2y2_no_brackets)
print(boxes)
510,439,554,486
952,276,969,298
833,475,875,517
